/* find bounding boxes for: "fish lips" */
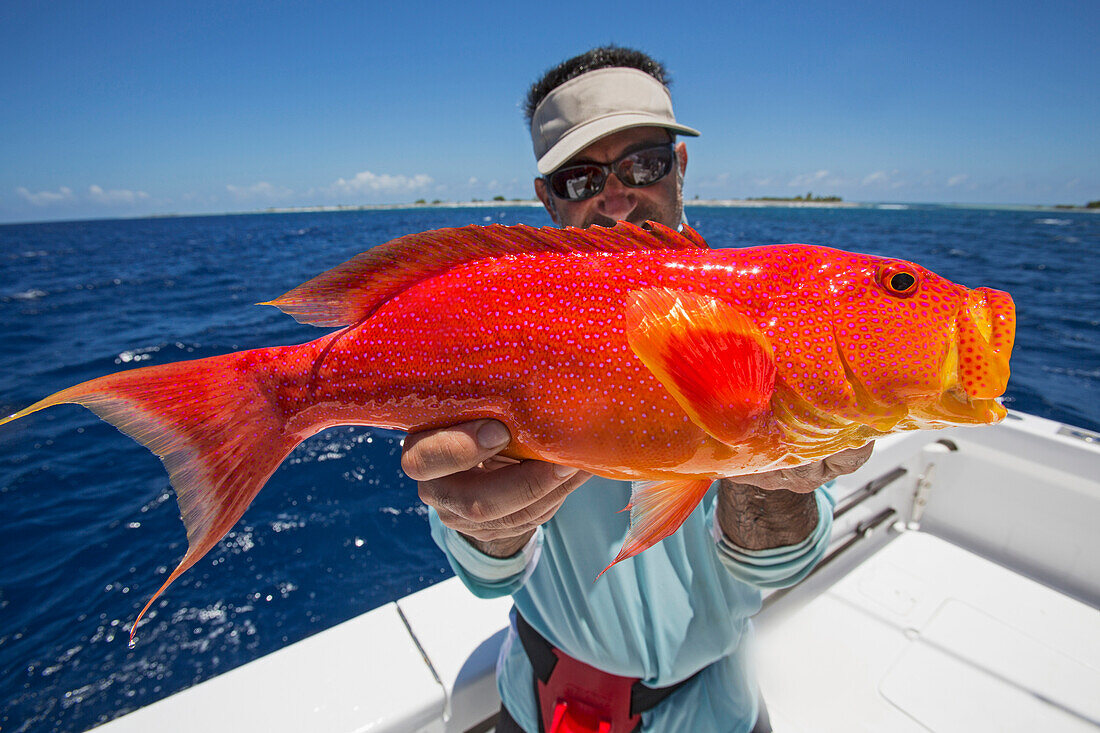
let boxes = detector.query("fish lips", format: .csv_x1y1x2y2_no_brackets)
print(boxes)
917,286,1015,426
955,287,1015,400
839,286,1016,430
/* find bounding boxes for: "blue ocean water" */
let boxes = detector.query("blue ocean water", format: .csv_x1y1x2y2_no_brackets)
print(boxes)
0,205,1097,731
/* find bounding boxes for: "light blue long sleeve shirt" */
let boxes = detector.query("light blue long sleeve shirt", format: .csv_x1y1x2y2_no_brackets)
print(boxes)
429,477,834,733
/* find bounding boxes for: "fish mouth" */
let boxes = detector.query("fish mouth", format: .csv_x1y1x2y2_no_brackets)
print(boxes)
926,287,1016,424
957,287,1015,398
783,286,1016,434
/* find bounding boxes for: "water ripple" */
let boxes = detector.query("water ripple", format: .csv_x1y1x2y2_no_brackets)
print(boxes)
0,205,1096,730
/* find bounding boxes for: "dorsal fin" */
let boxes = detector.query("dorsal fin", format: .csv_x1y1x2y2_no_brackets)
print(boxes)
262,221,709,327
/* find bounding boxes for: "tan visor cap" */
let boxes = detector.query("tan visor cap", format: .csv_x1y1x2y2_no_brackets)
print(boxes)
530,67,701,175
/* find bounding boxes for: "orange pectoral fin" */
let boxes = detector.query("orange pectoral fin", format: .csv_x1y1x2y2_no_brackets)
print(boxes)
625,288,777,445
598,478,714,578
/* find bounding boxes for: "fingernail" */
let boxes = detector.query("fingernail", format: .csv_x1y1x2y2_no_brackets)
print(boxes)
554,464,579,480
476,421,510,450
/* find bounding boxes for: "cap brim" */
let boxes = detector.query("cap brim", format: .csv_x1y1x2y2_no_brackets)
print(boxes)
536,114,701,175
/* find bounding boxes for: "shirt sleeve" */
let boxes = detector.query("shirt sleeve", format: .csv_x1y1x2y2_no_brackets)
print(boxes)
428,507,544,598
708,483,836,589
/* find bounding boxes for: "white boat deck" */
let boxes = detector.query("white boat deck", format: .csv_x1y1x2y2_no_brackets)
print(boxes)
755,531,1100,732
94,412,1100,732
93,578,513,733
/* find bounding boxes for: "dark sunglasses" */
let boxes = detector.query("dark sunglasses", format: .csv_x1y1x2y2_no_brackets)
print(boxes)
545,143,676,201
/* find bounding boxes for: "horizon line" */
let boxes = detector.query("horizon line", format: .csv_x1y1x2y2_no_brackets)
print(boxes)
1,198,1097,228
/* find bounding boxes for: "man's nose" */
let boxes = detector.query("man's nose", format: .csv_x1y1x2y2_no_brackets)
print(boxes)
596,173,634,218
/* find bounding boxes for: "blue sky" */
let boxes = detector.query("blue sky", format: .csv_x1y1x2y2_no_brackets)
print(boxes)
1,0,1097,223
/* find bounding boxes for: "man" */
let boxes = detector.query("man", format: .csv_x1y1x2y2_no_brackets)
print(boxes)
403,47,871,732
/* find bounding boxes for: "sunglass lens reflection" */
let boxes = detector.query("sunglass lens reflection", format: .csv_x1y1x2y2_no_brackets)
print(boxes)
549,144,674,201
555,167,604,200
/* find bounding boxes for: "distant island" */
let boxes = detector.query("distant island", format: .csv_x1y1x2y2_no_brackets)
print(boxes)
259,197,859,215
245,196,1098,217
411,193,845,206
413,195,530,204
744,192,843,203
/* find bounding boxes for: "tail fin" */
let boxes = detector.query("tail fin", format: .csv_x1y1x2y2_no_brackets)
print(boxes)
0,348,303,643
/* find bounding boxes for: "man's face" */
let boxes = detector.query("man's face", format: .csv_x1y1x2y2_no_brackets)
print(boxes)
535,126,688,230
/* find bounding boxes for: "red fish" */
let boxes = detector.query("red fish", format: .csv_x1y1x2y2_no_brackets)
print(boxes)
0,222,1015,639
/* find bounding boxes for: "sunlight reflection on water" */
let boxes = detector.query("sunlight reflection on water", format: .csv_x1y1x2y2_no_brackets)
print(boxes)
0,205,1096,731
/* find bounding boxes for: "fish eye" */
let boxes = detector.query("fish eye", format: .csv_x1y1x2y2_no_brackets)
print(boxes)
890,272,916,291
877,263,920,297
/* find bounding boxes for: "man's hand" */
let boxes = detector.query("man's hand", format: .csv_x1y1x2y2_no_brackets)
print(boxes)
727,444,874,494
717,444,873,550
402,419,591,558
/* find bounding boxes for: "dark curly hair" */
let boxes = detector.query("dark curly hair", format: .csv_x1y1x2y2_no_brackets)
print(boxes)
524,46,670,125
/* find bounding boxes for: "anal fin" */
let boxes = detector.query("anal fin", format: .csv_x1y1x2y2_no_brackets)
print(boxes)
598,478,714,578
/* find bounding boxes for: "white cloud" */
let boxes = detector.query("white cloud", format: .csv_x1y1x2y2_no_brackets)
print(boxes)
17,184,149,207
946,174,969,187
787,170,854,191
88,185,150,205
860,170,907,189
788,169,832,188
17,186,74,206
327,170,433,196
226,181,294,201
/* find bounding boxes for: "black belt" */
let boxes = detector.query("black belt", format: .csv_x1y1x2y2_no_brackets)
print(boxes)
514,610,700,721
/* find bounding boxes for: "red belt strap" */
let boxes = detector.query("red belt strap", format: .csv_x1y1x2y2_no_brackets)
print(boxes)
515,612,698,733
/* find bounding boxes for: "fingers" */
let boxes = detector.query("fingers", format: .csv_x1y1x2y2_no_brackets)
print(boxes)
781,443,874,493
404,420,591,542
401,419,512,481
766,462,829,494
727,443,875,494
420,456,586,527
822,443,873,477
433,470,589,541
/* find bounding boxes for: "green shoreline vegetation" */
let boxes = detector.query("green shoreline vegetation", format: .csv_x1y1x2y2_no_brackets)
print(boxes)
413,195,528,205
251,196,1100,216
744,192,843,203
71,197,1100,226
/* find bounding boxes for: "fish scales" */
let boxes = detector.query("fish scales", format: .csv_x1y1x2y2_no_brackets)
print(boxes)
0,221,1015,640
304,250,732,472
